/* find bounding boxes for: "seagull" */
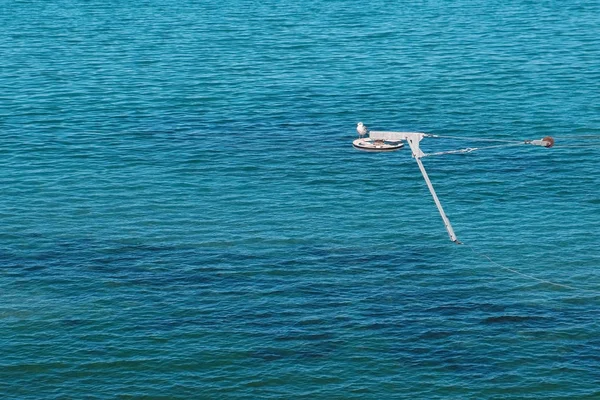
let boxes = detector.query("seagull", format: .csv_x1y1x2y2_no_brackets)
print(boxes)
357,122,368,138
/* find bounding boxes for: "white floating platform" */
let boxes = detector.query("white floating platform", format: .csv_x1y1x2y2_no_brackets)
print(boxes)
352,138,404,152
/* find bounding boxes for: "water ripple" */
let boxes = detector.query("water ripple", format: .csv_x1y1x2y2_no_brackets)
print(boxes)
2,0,600,398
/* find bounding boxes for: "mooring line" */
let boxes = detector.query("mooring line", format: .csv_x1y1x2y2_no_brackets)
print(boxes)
423,142,527,158
432,134,524,144
463,243,579,290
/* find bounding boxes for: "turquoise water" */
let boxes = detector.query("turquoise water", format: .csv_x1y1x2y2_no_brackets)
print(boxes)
2,1,600,398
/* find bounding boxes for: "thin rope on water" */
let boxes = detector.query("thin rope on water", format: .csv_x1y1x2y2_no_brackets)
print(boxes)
431,134,600,152
462,242,598,292
423,142,526,158
432,134,524,144
552,145,600,149
435,134,600,143
552,135,600,140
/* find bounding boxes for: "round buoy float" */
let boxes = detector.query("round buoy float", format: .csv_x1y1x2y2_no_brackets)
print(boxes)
542,136,555,148
352,138,404,152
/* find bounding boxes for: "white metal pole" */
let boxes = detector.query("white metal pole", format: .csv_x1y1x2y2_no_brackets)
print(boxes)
403,133,460,244
414,157,460,243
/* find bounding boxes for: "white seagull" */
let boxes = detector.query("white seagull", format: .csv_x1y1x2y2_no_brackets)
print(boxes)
357,122,368,138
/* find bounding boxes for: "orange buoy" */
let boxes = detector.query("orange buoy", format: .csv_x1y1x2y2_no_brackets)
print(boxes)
542,136,555,148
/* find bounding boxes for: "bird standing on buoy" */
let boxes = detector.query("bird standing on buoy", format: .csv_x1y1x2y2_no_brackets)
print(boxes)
357,122,368,138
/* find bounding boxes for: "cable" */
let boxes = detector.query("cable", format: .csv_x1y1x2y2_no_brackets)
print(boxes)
432,134,524,144
552,135,600,140
423,142,526,158
552,145,600,149
463,242,585,291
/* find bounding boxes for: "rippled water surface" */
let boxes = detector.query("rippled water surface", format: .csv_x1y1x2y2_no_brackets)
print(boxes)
2,1,600,398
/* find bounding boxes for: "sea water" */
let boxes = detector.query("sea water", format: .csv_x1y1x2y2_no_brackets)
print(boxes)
2,1,600,398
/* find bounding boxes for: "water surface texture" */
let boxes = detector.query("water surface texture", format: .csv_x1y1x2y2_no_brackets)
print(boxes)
2,1,600,398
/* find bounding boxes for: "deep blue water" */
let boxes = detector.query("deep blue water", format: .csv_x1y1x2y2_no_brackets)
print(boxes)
2,1,600,398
